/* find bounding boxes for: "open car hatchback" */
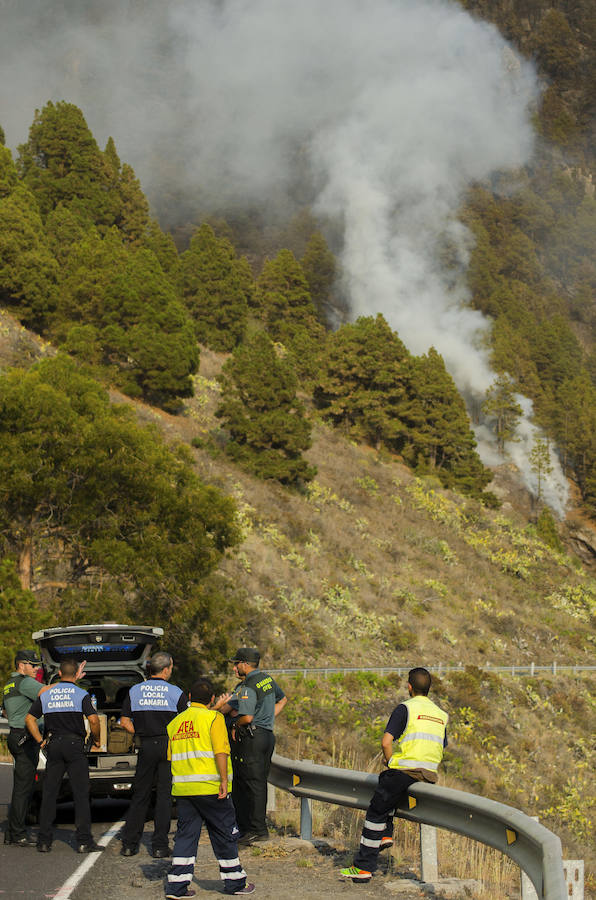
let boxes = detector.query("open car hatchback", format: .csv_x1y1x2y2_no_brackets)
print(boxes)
29,623,163,818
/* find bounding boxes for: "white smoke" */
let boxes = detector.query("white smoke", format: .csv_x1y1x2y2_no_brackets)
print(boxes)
0,0,569,513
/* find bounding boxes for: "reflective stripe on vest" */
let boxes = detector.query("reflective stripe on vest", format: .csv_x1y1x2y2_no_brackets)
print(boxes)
167,705,232,796
388,695,448,772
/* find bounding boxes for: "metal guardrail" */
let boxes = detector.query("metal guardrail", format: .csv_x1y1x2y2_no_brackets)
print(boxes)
269,754,567,900
268,664,596,677
0,723,569,898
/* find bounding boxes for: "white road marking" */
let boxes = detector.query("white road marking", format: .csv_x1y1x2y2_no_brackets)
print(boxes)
50,819,125,900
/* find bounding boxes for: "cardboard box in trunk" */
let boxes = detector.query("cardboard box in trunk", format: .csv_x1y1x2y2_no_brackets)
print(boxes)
85,713,107,752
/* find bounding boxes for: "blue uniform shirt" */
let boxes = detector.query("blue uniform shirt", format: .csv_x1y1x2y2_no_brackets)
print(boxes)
29,682,94,737
120,677,187,736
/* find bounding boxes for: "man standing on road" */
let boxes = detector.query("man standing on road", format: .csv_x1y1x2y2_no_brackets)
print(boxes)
219,648,286,845
340,667,448,883
25,657,103,854
165,677,255,898
2,650,44,846
119,652,188,858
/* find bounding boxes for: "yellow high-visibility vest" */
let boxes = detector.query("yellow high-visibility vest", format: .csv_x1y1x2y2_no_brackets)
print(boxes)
167,704,233,796
388,695,448,772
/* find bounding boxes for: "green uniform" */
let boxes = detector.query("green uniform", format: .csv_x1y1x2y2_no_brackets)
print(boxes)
3,671,42,844
3,672,41,727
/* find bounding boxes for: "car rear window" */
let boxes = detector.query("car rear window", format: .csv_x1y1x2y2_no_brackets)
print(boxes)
43,632,153,663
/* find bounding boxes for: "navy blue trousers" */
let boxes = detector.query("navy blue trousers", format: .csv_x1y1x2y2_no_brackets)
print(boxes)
166,795,247,897
38,735,92,846
354,769,415,873
122,735,172,851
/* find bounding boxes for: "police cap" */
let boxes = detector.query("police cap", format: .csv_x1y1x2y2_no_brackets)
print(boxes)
15,649,41,665
231,647,260,665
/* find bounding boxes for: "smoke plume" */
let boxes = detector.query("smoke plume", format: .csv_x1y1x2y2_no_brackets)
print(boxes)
0,0,569,513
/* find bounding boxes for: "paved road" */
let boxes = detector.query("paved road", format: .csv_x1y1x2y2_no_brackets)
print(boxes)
0,762,127,898
0,765,471,899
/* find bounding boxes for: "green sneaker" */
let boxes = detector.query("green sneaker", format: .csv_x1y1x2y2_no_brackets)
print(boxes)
340,866,372,881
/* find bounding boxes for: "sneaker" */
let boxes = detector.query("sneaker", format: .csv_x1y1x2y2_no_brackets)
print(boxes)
165,892,196,899
340,866,372,881
151,845,172,858
229,885,256,895
120,844,139,857
379,836,394,851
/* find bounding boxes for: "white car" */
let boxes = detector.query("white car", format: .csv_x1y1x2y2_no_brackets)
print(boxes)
29,623,163,820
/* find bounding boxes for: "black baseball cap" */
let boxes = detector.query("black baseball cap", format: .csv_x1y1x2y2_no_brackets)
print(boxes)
230,647,260,665
15,649,41,666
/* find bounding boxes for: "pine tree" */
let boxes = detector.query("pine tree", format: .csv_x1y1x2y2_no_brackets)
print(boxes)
114,163,151,245
17,102,113,222
0,152,59,329
216,331,315,485
0,559,49,673
178,223,251,351
301,231,336,323
529,437,553,506
143,219,179,276
483,375,523,453
405,348,492,497
57,231,198,409
256,249,322,342
313,315,410,449
0,356,240,646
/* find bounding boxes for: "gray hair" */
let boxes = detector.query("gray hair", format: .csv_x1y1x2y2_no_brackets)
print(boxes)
149,652,173,676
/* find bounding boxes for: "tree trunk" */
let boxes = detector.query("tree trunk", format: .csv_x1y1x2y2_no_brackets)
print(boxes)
18,537,32,591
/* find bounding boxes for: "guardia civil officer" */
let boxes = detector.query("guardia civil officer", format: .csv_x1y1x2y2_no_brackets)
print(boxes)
119,652,188,858
2,650,44,846
164,677,255,898
340,667,448,882
221,648,286,844
25,657,103,853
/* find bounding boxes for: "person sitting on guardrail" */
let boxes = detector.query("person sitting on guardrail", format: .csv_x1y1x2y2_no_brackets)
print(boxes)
341,667,448,883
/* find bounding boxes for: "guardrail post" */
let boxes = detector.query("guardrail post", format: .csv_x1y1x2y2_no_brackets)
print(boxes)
521,816,539,900
266,783,276,813
563,860,584,899
300,796,312,841
420,824,438,883
521,868,539,899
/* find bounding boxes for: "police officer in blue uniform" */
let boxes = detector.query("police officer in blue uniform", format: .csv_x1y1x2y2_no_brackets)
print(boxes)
119,652,188,858
2,650,44,846
25,657,102,853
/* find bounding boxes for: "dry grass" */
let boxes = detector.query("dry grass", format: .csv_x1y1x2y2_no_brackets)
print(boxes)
1,319,594,891
268,789,519,899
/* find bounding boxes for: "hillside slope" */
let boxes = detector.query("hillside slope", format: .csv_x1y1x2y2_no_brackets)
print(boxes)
0,310,594,892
